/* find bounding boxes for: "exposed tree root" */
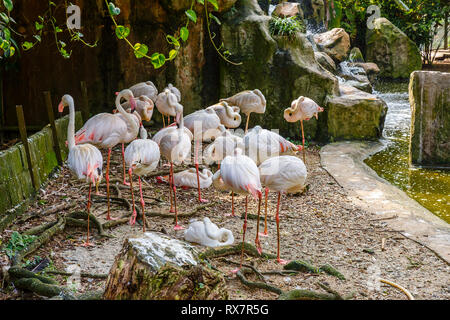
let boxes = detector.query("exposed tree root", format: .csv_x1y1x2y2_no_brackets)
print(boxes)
13,277,75,299
236,269,282,295
66,211,111,238
102,218,129,229
23,221,58,236
9,266,58,285
145,202,215,220
283,260,346,280
18,203,77,225
199,242,277,260
45,270,108,279
220,258,266,281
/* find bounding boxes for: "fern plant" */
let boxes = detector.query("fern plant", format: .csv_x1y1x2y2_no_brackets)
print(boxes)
269,16,306,37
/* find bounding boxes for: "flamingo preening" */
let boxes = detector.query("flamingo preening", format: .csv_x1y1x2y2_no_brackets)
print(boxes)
158,101,192,230
208,101,242,129
155,85,181,127
220,89,266,133
220,148,263,272
203,125,244,167
284,96,324,163
184,217,234,247
75,89,139,220
259,155,307,264
59,95,103,247
121,95,154,122
243,125,302,166
124,126,161,231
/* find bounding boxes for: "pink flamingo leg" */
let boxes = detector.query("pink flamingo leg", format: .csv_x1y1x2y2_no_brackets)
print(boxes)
255,194,263,254
232,196,248,274
129,168,137,225
172,162,184,231
139,177,146,232
81,182,93,247
195,139,208,203
300,120,306,164
276,192,287,265
105,148,117,221
122,143,130,186
259,188,269,237
168,163,175,213
162,115,166,128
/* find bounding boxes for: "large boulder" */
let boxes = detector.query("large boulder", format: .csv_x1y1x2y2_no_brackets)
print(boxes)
315,51,337,73
409,71,450,167
366,17,422,79
272,2,304,20
314,28,351,63
349,47,364,63
349,62,380,83
326,85,387,140
220,0,338,140
103,232,228,300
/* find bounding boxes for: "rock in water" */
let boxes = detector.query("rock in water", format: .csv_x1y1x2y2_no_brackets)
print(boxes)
103,232,228,300
326,85,388,140
409,71,450,167
366,18,422,79
314,28,351,63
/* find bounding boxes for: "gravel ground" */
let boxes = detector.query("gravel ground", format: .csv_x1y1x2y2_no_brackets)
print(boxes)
1,144,449,300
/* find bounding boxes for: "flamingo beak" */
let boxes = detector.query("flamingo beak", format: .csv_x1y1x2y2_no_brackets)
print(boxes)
297,145,303,151
58,101,65,113
176,112,181,123
115,92,119,96
130,97,137,113
315,113,319,120
318,106,324,112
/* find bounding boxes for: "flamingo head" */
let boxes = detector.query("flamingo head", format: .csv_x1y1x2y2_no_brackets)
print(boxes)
118,89,137,113
58,94,74,113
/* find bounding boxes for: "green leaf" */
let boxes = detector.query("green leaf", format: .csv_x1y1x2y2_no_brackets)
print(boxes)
8,45,14,56
3,27,10,41
3,0,13,12
35,21,43,31
180,26,189,42
0,12,9,23
168,49,177,60
209,13,221,25
197,0,204,4
22,41,34,50
0,39,10,50
207,0,219,11
59,40,66,48
166,35,180,47
133,43,148,58
108,2,121,16
151,53,165,69
185,9,197,23
55,26,63,33
33,35,41,42
115,25,130,39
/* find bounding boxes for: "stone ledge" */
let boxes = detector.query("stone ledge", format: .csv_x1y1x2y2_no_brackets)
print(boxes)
320,141,450,264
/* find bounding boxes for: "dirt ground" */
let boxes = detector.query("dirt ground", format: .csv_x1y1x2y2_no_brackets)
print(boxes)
0,144,449,300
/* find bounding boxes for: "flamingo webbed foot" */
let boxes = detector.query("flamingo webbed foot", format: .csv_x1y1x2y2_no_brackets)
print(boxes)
258,232,269,238
276,258,288,265
123,181,131,186
230,267,241,274
129,210,137,225
173,224,184,231
198,198,209,203
81,241,94,247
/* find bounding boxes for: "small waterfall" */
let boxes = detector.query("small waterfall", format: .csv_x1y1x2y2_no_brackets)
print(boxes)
268,4,276,16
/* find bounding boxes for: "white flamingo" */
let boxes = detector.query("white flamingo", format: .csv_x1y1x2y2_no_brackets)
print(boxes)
124,126,161,231
155,87,181,127
158,101,192,230
183,107,222,203
121,95,154,122
184,217,234,247
220,89,266,133
208,101,242,129
129,81,158,102
284,96,324,162
244,125,301,166
156,168,213,190
203,125,244,168
59,95,103,247
75,89,139,220
212,169,238,218
259,155,307,264
220,148,263,271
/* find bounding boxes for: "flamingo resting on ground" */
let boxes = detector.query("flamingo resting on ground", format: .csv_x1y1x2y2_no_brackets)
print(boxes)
59,95,103,247
158,101,192,230
125,126,161,231
244,125,302,166
75,89,139,220
182,106,222,204
284,96,324,163
129,81,158,102
184,217,234,247
220,89,266,133
208,101,242,129
259,155,307,264
156,168,213,190
220,148,263,272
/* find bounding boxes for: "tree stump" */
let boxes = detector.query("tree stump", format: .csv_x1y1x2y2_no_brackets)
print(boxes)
103,232,228,300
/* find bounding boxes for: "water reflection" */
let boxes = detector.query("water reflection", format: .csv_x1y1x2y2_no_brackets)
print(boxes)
364,81,450,223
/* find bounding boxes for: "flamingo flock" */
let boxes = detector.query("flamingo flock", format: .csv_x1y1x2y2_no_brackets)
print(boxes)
59,81,323,271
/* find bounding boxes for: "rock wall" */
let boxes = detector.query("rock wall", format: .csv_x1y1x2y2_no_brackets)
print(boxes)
0,113,82,225
409,71,450,167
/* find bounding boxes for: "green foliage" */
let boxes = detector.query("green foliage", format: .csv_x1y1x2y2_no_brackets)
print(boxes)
2,231,36,259
269,16,306,37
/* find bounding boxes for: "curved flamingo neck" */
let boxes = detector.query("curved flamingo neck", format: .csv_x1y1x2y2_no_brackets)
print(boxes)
67,98,76,150
115,93,139,135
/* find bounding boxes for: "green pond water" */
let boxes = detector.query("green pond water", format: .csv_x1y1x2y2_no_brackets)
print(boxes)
364,81,450,223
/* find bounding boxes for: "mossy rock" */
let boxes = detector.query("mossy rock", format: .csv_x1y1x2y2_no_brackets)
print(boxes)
349,47,364,63
366,18,422,79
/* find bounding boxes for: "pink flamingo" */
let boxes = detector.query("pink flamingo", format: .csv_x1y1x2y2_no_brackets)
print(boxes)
184,107,222,203
284,96,324,162
220,89,266,133
155,85,181,127
208,101,242,129
59,95,103,247
75,89,139,220
158,101,192,230
129,81,158,102
125,126,161,231
156,168,213,190
121,95,154,122
220,148,263,272
259,155,307,264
